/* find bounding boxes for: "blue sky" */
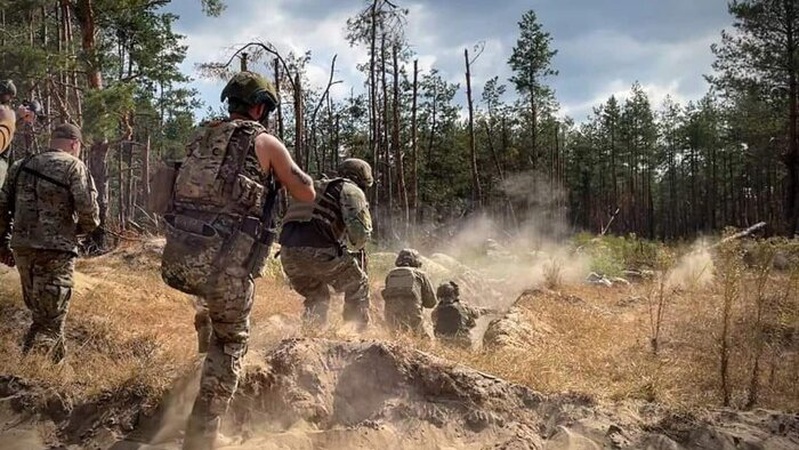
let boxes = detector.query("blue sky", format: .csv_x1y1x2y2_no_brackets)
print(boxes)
163,0,731,121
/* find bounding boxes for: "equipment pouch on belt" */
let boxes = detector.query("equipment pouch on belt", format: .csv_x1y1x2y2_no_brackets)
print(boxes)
219,226,256,278
161,213,225,295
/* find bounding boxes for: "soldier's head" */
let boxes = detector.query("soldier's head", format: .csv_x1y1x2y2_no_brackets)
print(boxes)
221,71,279,127
0,79,16,105
50,123,84,156
436,281,459,303
337,158,374,190
395,248,422,268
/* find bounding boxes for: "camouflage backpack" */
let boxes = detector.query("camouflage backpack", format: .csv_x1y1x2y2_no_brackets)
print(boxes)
172,119,267,216
160,119,272,295
382,266,421,303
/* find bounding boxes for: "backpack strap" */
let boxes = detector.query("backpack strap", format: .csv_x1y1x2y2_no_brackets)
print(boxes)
6,154,35,215
219,120,264,198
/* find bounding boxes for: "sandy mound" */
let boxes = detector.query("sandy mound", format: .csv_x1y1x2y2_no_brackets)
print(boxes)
217,338,798,450
1,337,797,449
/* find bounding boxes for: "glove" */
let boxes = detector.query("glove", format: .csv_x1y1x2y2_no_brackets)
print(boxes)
0,247,15,268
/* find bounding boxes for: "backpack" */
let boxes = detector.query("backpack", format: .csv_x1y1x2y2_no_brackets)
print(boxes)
382,267,420,303
160,120,271,295
434,302,466,336
172,119,266,216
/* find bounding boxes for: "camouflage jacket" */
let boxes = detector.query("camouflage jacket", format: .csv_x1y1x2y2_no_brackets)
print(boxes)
0,149,100,254
432,300,480,336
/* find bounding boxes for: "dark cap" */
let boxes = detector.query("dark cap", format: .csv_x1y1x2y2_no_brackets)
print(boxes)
52,123,83,143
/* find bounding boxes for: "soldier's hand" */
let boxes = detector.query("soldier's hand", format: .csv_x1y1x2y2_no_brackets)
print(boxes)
0,248,15,268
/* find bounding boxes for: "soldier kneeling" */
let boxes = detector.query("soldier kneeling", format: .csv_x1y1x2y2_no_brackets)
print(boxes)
432,281,486,349
381,248,436,335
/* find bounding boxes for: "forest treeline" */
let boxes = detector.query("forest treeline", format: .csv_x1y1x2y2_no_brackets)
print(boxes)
0,0,795,247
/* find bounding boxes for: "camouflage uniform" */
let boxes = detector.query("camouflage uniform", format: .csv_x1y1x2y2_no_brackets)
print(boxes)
432,282,482,349
0,123,99,363
381,249,436,334
158,72,282,450
279,159,373,329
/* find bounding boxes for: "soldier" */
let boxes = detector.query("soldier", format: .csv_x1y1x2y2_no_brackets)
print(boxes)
0,123,99,363
158,71,314,450
381,248,436,335
432,281,487,349
279,158,373,331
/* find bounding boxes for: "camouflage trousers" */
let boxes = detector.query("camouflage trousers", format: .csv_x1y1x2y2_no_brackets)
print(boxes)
383,298,425,334
13,248,75,364
280,246,370,328
184,271,253,450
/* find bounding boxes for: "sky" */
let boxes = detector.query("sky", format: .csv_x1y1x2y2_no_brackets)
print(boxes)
163,0,732,122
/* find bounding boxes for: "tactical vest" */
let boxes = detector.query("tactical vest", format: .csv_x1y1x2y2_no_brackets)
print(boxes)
172,119,267,217
382,267,421,302
282,177,347,240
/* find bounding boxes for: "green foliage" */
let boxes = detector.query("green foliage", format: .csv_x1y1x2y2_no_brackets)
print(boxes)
83,83,136,139
574,233,666,276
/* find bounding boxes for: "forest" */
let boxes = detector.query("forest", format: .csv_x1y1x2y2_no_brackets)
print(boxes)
0,0,795,247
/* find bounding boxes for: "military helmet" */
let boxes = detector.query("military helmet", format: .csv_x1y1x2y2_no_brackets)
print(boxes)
396,248,422,268
23,99,43,116
437,281,459,301
338,158,374,189
220,71,279,113
0,79,16,97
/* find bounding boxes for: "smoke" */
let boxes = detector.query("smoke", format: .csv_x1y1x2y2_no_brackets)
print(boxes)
383,171,591,311
667,239,715,290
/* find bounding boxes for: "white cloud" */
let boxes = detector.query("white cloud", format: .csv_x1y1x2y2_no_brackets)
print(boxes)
172,0,721,123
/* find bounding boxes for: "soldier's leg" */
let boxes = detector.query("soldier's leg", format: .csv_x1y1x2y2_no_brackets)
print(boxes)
184,273,253,450
25,251,75,363
280,248,331,326
13,250,38,354
329,254,370,328
193,297,212,354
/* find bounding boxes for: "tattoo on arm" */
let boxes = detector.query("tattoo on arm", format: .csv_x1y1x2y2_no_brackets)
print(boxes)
291,166,312,186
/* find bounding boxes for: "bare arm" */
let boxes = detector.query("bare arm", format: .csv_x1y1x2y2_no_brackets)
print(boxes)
0,106,16,155
254,133,315,202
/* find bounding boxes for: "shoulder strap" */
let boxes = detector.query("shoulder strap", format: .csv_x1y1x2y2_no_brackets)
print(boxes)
220,120,265,195
7,155,35,215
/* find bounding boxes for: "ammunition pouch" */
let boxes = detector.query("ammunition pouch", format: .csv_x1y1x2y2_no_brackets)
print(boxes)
161,213,226,295
161,212,271,294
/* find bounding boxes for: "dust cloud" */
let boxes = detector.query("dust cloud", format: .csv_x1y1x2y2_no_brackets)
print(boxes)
386,171,591,311
667,239,715,290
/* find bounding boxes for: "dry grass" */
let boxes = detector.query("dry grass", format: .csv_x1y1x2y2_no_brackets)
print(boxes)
0,241,302,408
393,268,799,411
1,237,798,418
